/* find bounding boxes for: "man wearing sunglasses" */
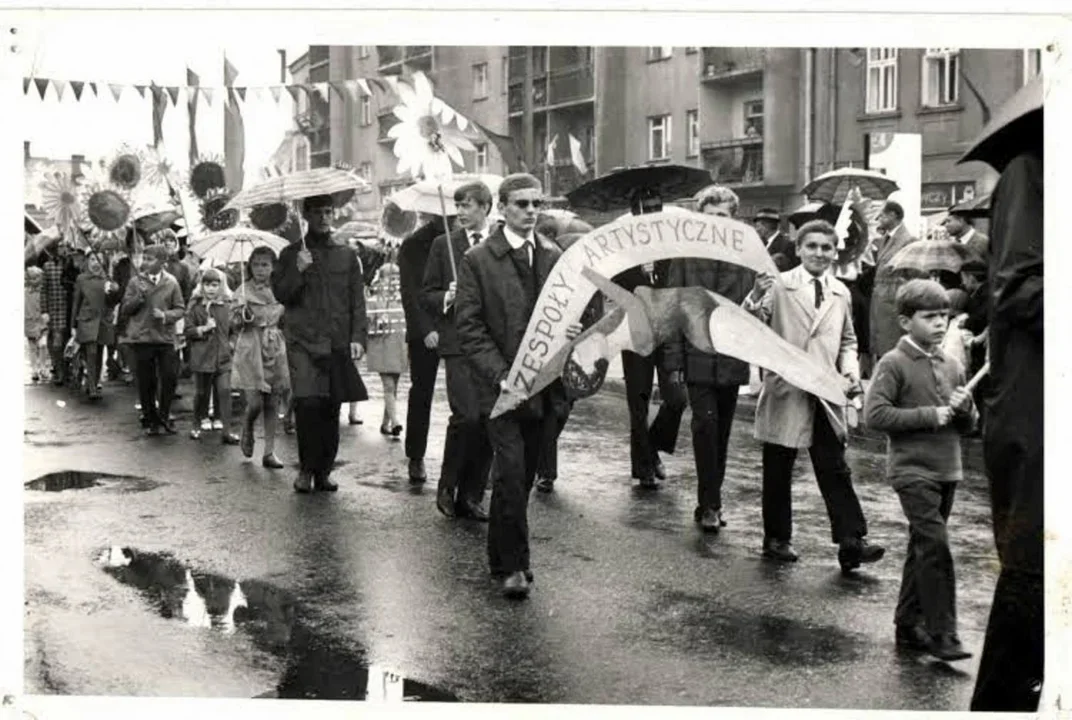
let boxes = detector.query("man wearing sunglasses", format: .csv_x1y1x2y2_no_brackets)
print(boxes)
455,173,581,599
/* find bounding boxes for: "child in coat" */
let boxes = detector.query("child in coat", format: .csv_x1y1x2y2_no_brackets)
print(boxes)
864,279,978,663
184,268,240,444
25,266,50,383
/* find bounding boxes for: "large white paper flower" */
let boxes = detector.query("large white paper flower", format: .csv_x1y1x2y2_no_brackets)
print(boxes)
143,145,177,190
387,72,476,181
38,171,83,232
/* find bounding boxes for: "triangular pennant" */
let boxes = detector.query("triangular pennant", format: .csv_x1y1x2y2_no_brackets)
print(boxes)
340,80,359,105
166,86,180,106
329,81,346,103
135,85,148,99
236,86,247,102
286,85,302,104
88,82,98,97
269,86,283,104
22,78,30,95
34,78,49,100
55,81,66,102
357,78,372,96
315,82,330,102
251,87,265,102
201,87,214,106
70,80,85,101
109,84,123,101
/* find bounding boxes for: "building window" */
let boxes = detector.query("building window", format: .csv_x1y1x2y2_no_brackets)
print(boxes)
475,143,488,173
358,162,372,182
686,110,699,157
1023,48,1042,85
648,115,672,161
472,62,489,99
358,96,372,127
866,48,898,113
922,48,960,106
743,99,764,137
648,47,673,62
357,46,370,59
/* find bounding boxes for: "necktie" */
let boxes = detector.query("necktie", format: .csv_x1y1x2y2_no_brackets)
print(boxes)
813,278,824,309
471,232,482,247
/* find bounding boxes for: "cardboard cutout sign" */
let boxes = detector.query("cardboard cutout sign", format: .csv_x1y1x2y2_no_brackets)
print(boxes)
491,209,778,418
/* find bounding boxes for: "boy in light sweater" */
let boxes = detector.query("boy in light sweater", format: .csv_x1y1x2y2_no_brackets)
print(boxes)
864,279,977,663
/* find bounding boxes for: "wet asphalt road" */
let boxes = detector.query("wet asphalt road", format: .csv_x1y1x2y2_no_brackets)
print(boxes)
22,368,999,709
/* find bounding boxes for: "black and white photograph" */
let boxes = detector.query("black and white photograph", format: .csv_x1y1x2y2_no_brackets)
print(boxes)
4,7,1067,718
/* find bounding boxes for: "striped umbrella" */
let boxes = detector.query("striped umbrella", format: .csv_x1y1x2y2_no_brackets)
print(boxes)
188,227,290,267
802,168,899,205
222,167,372,212
888,239,971,276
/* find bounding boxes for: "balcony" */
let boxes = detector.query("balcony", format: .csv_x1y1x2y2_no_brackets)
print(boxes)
377,46,402,68
547,64,594,106
701,48,767,82
701,137,764,185
508,77,549,115
377,114,399,144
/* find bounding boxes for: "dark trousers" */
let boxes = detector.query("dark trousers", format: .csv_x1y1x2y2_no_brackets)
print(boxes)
81,341,105,392
439,356,492,504
893,477,958,637
687,383,740,512
622,350,686,478
194,371,233,427
134,343,178,427
970,569,1044,712
486,412,543,575
294,398,342,475
761,406,868,544
405,340,440,461
535,402,570,481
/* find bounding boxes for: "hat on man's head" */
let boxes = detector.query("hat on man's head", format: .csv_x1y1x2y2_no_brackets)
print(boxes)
754,208,781,223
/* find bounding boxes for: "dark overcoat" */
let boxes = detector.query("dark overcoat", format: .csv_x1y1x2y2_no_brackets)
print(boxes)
397,221,440,344
71,271,121,345
420,229,472,358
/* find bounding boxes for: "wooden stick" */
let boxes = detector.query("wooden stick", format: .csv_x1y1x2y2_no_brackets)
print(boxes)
964,362,990,394
438,184,457,284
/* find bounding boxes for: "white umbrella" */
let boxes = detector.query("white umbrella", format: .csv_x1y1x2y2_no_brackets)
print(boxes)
188,227,289,302
387,173,503,216
223,167,372,212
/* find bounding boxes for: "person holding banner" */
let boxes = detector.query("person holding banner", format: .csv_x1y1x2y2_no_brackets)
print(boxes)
454,173,582,599
744,220,886,572
665,186,754,532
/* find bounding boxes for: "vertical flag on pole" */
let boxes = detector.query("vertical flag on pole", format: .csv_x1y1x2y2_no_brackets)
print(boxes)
546,134,558,166
568,133,588,175
186,68,200,166
224,55,246,192
151,83,168,148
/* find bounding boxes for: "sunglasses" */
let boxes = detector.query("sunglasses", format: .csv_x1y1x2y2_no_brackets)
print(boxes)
511,199,544,210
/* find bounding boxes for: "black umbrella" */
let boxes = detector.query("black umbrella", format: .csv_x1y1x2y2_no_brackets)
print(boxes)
959,74,1042,171
565,165,713,213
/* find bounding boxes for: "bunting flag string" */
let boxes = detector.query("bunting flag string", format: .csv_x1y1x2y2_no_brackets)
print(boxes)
21,76,389,105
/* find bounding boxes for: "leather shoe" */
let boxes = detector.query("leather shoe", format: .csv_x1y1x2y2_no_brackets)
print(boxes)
637,474,660,490
502,571,530,599
161,421,178,435
694,507,724,533
456,500,489,522
314,473,338,492
436,486,456,518
653,458,667,480
293,472,313,494
221,432,241,446
762,538,799,562
240,420,254,458
838,538,886,572
408,458,427,484
927,634,972,662
262,453,284,469
895,624,932,652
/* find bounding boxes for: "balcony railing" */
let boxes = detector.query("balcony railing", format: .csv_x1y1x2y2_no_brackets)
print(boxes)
547,64,595,106
701,47,767,81
701,137,764,185
508,77,549,114
377,46,402,67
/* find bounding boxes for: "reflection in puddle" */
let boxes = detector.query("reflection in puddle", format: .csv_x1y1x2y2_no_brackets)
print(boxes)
26,471,159,493
97,547,457,702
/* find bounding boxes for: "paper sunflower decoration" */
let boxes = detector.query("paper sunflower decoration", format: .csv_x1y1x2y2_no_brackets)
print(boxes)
199,187,240,232
188,154,228,200
107,145,145,191
388,72,476,180
249,202,292,234
38,171,83,233
79,177,133,245
143,145,177,189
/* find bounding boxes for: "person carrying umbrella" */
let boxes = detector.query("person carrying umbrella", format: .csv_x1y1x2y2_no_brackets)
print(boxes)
273,195,369,493
940,205,989,265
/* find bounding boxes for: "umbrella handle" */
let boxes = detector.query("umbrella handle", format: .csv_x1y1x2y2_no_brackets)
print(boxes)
438,185,457,284
963,362,989,394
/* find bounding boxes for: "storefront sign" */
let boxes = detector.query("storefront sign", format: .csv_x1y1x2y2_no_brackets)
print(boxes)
921,181,977,211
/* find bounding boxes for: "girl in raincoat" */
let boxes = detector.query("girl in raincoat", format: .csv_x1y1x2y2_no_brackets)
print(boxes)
231,247,290,469
365,254,407,436
185,268,240,444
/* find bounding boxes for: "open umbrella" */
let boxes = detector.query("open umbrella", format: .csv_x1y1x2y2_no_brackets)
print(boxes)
566,165,713,213
189,227,290,303
223,167,372,213
802,168,898,205
959,74,1042,172
387,173,503,216
134,207,182,236
888,238,971,276
948,192,992,219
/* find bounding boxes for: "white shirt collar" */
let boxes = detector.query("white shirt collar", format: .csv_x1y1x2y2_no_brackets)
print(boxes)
904,335,941,360
148,272,161,284
792,264,830,289
959,227,976,244
466,225,488,245
765,230,780,249
501,225,534,252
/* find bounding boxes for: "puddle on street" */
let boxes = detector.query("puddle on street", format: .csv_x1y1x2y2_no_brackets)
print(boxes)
25,471,159,493
97,547,457,702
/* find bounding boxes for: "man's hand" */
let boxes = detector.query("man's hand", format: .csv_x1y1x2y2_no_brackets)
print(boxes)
935,406,954,427
350,342,365,361
204,317,217,332
444,281,457,310
296,249,314,273
749,272,775,302
949,387,972,414
41,313,50,326
423,331,439,350
152,308,166,321
564,322,584,341
104,280,118,294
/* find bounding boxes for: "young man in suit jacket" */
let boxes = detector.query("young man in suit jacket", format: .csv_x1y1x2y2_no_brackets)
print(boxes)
754,207,799,269
421,180,494,521
745,220,886,573
941,208,989,264
455,174,581,599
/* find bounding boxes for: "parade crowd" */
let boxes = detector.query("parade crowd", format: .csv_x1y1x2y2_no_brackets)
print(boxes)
24,142,1042,710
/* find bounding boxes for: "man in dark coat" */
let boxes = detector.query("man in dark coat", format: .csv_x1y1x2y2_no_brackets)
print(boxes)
421,181,493,520
398,217,450,483
455,173,580,599
274,195,369,494
754,207,799,269
970,128,1044,713
666,186,754,533
941,207,989,264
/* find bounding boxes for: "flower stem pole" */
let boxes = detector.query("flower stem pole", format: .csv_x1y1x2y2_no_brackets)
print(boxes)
436,184,457,284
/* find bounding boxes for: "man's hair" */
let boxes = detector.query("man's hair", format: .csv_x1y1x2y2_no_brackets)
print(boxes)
454,181,493,209
896,278,950,317
697,186,739,215
882,201,905,220
143,245,169,261
302,194,334,212
629,186,663,215
794,219,837,246
498,173,542,205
